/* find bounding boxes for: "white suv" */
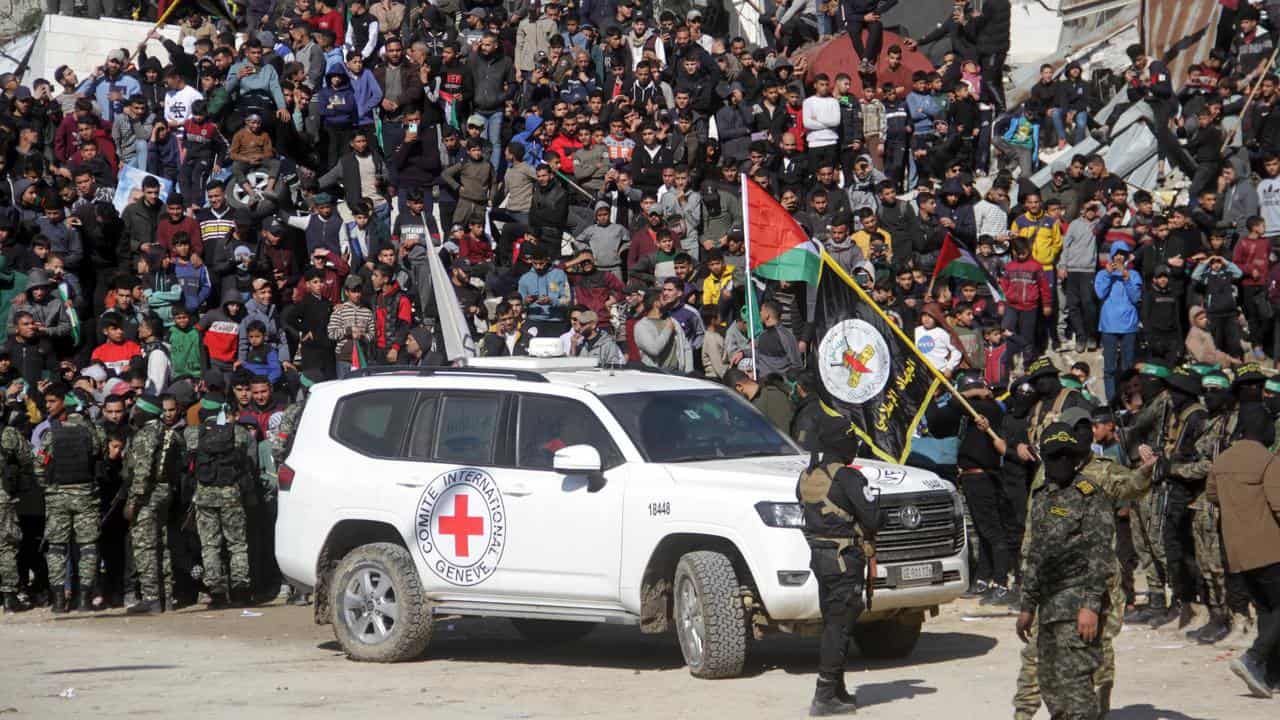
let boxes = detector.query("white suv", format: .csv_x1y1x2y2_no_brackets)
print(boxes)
275,358,968,677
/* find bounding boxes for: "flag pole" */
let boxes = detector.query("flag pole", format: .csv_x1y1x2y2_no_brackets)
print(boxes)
820,250,1001,444
128,0,188,66
742,174,758,380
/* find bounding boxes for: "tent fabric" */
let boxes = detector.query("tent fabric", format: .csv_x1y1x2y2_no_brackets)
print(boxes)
1143,0,1221,85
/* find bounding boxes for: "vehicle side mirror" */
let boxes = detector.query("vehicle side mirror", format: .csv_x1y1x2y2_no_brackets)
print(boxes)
553,444,606,492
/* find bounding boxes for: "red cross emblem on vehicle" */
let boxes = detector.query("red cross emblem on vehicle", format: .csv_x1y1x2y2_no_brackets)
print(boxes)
438,494,484,557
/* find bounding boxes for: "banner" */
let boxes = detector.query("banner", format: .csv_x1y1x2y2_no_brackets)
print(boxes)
112,165,173,214
810,252,940,463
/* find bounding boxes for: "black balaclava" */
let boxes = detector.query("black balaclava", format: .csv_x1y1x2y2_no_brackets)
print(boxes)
1265,394,1280,418
1009,382,1036,418
1204,389,1233,415
1034,374,1061,398
1139,376,1164,404
1043,450,1086,486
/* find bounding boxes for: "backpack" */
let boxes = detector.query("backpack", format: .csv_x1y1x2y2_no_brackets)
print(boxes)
1203,269,1238,315
48,424,95,486
194,423,242,487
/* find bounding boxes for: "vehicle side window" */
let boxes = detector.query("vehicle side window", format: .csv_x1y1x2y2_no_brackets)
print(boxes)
435,394,503,465
405,394,440,460
331,390,416,457
516,395,624,471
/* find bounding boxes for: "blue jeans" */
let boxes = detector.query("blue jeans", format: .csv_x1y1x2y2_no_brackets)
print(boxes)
129,140,148,170
1101,332,1135,401
480,111,504,168
1051,108,1089,145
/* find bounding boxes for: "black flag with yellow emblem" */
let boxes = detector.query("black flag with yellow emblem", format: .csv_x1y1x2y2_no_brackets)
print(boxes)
808,252,940,463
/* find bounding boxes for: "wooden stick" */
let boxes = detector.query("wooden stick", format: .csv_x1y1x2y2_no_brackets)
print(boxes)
128,0,188,66
1221,42,1280,152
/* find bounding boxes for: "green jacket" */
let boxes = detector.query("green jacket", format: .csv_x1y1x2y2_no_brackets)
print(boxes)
168,325,205,380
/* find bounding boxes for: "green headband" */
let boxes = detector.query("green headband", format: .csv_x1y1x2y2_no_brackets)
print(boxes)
1201,375,1230,390
63,394,81,409
299,373,318,389
135,398,162,416
1187,363,1220,376
200,398,224,411
1140,363,1170,378
1266,379,1280,394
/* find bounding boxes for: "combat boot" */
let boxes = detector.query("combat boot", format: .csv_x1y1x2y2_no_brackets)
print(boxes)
1147,597,1178,629
1124,592,1156,624
833,675,859,711
1193,611,1231,645
1222,613,1256,650
206,592,229,610
126,598,162,615
809,674,857,716
50,592,68,614
2,592,28,614
75,591,95,613
1176,601,1196,630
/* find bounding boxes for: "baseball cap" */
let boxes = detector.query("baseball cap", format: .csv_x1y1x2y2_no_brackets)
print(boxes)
343,275,364,290
686,9,703,20
1039,421,1086,457
107,49,127,63
466,114,485,128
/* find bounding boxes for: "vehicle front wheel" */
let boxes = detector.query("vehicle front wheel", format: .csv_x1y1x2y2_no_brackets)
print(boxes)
330,542,433,662
511,619,597,644
673,551,749,678
852,613,924,659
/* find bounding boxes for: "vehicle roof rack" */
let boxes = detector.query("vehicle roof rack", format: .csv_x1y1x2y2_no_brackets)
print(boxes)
345,366,550,383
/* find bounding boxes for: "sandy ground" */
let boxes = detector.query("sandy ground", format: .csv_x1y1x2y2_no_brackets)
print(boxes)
0,596,1273,719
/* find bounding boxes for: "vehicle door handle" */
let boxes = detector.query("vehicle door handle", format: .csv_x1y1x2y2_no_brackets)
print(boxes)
503,483,533,497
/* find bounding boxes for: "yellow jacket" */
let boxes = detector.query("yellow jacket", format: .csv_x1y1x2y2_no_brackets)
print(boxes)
1011,211,1062,270
702,265,737,307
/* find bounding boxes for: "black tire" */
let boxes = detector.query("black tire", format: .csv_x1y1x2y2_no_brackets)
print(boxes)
330,542,433,662
673,551,748,679
852,614,924,660
510,619,597,644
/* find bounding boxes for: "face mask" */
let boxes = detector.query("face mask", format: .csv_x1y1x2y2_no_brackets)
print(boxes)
1034,376,1059,397
1204,390,1232,414
1140,376,1163,403
1043,454,1081,486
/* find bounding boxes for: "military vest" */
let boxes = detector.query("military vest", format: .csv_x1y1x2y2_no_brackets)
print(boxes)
1028,388,1077,449
796,462,873,558
48,424,95,486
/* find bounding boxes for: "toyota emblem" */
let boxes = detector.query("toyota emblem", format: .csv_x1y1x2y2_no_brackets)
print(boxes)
899,504,922,530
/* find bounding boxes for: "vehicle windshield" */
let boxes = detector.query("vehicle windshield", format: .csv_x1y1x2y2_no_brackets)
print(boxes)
602,389,798,463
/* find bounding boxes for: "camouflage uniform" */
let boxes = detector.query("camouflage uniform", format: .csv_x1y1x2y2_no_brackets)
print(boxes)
270,402,303,467
0,426,33,594
1124,391,1172,596
1014,456,1149,719
1021,470,1116,720
185,421,257,597
1183,410,1236,616
125,419,182,603
37,415,105,594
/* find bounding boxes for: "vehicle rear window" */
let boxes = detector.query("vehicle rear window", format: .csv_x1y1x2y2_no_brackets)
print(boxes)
435,394,503,464
331,390,416,457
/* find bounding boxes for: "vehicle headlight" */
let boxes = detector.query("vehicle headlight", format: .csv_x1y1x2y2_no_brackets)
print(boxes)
755,501,805,528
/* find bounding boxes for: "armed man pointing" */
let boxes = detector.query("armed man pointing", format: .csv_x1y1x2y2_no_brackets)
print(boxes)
797,415,886,716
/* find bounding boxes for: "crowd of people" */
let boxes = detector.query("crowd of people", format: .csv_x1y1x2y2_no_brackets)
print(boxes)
0,0,1276,700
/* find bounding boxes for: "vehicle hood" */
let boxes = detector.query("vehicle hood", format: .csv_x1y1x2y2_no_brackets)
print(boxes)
662,454,956,500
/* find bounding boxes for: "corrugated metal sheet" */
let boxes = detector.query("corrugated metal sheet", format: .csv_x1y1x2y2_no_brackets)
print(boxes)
1142,0,1220,84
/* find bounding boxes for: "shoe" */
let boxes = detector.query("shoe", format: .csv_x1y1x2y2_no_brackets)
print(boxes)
980,586,1010,606
962,580,989,599
833,675,859,710
1176,602,1196,631
810,674,857,716
206,592,229,610
1075,340,1087,353
998,585,1021,607
2,592,29,614
74,591,94,613
1230,654,1274,698
126,598,162,615
1222,613,1256,650
51,592,68,614
1147,598,1178,629
1124,604,1152,624
1193,612,1231,645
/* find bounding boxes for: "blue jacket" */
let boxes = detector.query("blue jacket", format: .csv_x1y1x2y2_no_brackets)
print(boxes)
242,345,282,384
88,72,142,122
1094,242,1142,334
1001,116,1041,164
517,267,572,322
344,66,384,127
905,91,942,135
318,69,359,128
173,260,212,312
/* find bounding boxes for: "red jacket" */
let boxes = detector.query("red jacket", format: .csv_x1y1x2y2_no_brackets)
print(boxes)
292,254,351,305
1000,257,1051,311
547,134,584,172
54,115,110,164
456,233,495,265
155,215,204,257
570,270,625,318
1233,235,1271,286
373,282,414,352
90,340,142,375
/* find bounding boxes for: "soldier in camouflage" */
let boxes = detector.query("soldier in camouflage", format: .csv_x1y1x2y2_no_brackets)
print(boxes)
1013,407,1155,720
124,395,183,615
186,401,257,608
0,409,33,613
1121,362,1173,625
1016,421,1117,720
36,382,106,614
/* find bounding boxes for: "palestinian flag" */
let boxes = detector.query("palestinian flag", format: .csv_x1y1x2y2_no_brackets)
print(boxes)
743,176,820,283
931,233,1005,301
810,252,940,463
351,340,368,371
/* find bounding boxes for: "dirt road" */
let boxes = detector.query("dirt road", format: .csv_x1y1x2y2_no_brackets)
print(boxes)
0,598,1271,719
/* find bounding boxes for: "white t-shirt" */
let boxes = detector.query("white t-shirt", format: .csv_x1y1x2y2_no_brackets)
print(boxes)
802,95,841,149
1259,176,1280,237
164,86,205,126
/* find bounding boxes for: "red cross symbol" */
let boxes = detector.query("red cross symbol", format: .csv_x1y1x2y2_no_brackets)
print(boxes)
438,493,484,557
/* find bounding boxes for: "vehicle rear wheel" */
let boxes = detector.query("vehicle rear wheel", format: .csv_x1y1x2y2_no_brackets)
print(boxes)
673,551,748,678
852,613,924,659
331,542,433,662
510,619,597,644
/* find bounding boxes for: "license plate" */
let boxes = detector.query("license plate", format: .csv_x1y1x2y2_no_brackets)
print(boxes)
895,562,940,584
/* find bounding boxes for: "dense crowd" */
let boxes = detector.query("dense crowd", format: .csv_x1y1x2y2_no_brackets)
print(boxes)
0,0,1277,697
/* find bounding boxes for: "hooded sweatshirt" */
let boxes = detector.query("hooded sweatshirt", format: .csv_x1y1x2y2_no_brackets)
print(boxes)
198,288,245,365
1185,305,1236,366
1094,241,1142,334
